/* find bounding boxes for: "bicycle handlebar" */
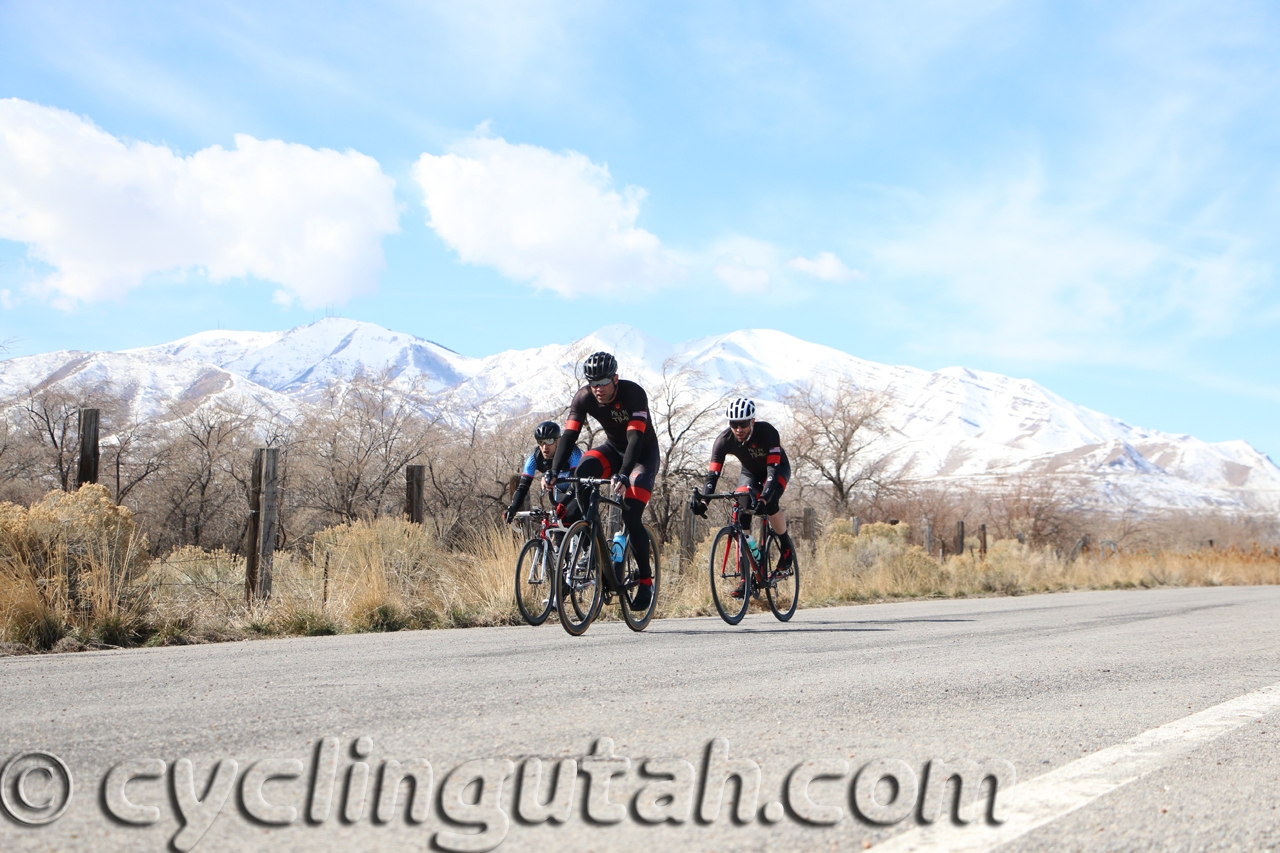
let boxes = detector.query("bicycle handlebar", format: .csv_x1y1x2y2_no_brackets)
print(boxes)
698,491,759,511
559,476,614,486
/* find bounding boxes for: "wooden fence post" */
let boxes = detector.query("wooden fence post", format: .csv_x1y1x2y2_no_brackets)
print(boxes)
924,523,933,558
245,448,279,602
953,521,965,559
852,516,860,536
979,523,988,558
76,408,100,489
802,507,816,542
245,452,261,601
405,465,425,523
679,503,696,567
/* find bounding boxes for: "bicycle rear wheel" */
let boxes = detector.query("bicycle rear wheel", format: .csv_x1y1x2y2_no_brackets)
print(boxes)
555,521,602,636
763,532,799,622
515,538,554,626
620,525,661,632
709,527,750,625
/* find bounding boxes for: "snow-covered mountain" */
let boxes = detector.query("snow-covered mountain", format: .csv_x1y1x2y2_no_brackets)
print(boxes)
131,322,476,396
3,317,1278,513
0,349,299,423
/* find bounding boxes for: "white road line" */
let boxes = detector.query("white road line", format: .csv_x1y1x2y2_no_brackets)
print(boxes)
871,680,1280,852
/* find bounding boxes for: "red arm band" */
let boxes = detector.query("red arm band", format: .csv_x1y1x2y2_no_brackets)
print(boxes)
565,419,582,432
627,419,646,433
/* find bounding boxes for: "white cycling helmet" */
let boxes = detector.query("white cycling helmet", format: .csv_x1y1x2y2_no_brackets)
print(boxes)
726,398,756,420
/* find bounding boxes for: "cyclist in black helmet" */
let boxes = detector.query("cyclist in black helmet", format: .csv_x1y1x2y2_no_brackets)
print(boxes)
690,398,797,588
547,351,660,611
504,421,584,524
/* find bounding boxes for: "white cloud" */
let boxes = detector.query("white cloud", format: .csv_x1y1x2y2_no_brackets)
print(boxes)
872,170,1267,363
413,134,678,297
786,251,860,282
0,98,398,309
713,264,770,293
711,237,781,294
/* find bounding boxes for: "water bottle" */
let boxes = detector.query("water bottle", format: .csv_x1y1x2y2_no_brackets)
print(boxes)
611,532,627,566
745,534,761,563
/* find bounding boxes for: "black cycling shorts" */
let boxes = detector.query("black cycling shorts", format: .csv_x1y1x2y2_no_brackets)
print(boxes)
577,441,661,505
733,461,790,516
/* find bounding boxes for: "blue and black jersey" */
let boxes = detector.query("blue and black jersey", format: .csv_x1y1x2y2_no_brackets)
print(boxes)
511,445,583,509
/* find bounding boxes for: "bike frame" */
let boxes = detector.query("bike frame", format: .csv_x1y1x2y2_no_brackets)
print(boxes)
706,491,776,584
562,476,628,593
514,508,570,592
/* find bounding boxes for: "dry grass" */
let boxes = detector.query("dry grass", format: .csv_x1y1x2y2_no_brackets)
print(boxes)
146,516,526,638
0,485,150,650
3,497,1279,654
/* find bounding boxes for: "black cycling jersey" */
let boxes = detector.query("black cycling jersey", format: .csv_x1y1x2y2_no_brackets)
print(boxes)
551,379,657,477
702,420,789,493
550,378,662,580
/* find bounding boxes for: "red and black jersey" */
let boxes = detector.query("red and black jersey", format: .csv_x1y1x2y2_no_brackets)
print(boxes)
564,380,658,455
703,420,788,491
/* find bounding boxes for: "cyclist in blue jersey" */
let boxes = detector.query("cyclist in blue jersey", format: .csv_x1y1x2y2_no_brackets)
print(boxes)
504,421,584,524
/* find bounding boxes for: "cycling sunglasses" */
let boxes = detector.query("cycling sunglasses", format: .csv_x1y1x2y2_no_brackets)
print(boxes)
588,377,614,387
729,419,752,429
537,438,558,446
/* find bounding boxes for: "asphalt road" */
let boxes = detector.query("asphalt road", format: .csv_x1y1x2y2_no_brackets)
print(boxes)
3,586,1279,852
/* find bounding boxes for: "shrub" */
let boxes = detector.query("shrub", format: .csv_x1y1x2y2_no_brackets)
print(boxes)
0,485,150,649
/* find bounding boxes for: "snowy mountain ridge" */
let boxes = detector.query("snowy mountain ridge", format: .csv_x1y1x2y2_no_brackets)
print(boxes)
3,317,1277,513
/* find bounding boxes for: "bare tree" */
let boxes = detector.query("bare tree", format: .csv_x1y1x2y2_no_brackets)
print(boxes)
646,357,734,542
293,372,434,522
781,380,894,516
102,419,168,504
0,410,38,501
978,473,1086,548
19,384,117,492
147,402,259,550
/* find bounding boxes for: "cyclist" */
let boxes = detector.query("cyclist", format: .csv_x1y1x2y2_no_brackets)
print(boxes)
504,421,583,524
546,351,660,611
690,399,796,595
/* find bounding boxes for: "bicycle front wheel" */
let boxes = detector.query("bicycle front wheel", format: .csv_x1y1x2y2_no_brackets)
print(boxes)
620,525,661,632
556,521,603,636
515,538,554,626
763,533,799,622
709,527,750,625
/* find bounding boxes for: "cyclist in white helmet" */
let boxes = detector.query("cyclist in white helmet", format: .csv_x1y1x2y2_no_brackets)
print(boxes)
690,399,796,581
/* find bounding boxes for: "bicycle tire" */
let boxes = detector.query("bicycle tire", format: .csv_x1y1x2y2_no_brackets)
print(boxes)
763,531,799,622
555,521,602,636
620,525,661,632
709,527,750,625
515,538,554,626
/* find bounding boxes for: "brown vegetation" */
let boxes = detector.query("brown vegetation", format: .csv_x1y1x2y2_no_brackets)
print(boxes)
2,370,1278,653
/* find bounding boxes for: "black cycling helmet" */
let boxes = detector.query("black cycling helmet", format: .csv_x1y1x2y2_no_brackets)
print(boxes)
583,351,618,382
533,421,561,443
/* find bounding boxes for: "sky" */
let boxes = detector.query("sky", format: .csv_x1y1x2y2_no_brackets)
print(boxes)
2,1,1279,458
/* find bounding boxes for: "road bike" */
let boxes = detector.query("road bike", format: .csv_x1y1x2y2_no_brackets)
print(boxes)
703,491,799,624
512,507,572,626
554,477,661,636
